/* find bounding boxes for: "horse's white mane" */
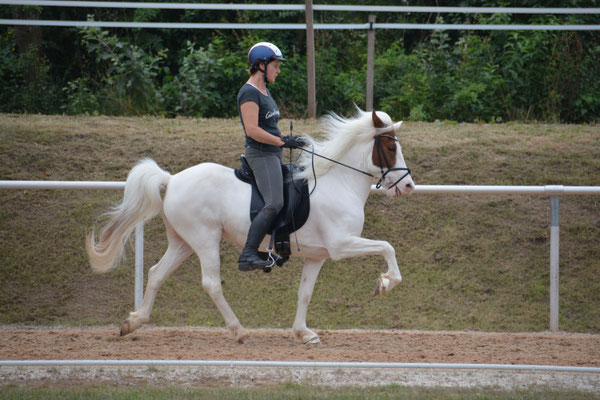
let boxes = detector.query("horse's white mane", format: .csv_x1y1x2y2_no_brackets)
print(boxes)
296,108,394,180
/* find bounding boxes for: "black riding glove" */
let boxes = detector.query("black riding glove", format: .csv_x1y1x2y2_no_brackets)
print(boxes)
281,135,307,149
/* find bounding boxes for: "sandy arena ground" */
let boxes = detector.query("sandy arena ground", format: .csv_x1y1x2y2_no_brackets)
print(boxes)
1,326,599,391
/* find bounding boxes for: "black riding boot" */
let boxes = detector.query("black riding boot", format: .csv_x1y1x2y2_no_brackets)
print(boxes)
238,207,277,271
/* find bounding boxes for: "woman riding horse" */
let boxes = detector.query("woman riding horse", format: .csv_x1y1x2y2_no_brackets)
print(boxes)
237,42,306,271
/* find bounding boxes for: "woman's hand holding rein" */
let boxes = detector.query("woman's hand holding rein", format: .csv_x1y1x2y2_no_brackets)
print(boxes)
281,135,307,149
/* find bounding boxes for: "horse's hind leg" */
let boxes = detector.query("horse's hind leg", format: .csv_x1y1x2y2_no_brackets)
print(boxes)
120,216,193,336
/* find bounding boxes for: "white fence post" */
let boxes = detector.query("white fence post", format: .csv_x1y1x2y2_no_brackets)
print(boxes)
305,0,316,118
549,196,560,332
134,222,144,310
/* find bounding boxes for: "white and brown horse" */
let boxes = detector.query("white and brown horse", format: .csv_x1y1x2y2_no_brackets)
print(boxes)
87,109,414,344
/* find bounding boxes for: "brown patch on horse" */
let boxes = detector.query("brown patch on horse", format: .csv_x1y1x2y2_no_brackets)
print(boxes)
371,110,398,169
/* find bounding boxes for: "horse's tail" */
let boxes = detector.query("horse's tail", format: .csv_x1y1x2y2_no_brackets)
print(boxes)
86,158,171,273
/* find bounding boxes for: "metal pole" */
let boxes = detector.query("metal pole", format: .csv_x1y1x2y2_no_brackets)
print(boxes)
2,359,599,373
305,0,316,118
549,197,560,332
134,222,144,310
366,15,375,111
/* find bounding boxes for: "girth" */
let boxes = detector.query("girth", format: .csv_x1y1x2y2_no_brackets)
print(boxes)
234,155,310,257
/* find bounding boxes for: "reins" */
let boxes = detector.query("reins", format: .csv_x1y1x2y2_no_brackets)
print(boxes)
281,124,412,258
294,132,411,193
299,147,375,178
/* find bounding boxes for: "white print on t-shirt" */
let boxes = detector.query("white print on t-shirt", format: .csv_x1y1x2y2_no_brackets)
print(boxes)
265,109,280,119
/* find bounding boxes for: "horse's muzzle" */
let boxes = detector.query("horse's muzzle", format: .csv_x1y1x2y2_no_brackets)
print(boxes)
392,181,414,198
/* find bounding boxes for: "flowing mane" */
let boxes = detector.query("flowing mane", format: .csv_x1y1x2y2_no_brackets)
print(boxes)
296,108,394,180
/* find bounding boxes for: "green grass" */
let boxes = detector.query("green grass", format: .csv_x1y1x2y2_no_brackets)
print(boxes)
0,115,599,332
0,383,596,400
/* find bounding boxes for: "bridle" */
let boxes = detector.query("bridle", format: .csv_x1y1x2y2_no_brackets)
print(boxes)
373,133,412,190
284,124,412,259
297,130,411,192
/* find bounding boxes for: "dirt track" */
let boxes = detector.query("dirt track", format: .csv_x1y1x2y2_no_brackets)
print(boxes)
1,326,599,366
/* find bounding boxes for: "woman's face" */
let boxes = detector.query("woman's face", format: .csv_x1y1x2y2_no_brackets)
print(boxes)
265,60,281,83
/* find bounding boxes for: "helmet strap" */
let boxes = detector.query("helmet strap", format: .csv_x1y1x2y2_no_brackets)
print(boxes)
257,61,271,85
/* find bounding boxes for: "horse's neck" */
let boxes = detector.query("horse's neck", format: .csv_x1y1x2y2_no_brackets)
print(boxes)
318,163,373,207
309,138,376,206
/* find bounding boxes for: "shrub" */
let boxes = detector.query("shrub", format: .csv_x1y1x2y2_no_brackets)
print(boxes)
2,16,596,122
62,77,100,115
0,31,61,114
77,21,166,115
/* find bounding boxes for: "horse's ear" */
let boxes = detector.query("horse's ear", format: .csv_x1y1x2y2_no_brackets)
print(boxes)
393,121,403,131
372,110,386,128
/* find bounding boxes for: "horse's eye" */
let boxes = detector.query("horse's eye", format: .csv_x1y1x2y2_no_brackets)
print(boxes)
387,146,396,152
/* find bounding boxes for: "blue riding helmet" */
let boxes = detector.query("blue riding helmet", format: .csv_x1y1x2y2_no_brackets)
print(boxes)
248,42,286,68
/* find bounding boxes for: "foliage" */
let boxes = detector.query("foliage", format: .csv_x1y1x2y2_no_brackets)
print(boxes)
76,22,167,115
162,40,227,117
0,31,61,114
0,4,599,122
374,14,600,123
62,77,101,115
160,38,250,117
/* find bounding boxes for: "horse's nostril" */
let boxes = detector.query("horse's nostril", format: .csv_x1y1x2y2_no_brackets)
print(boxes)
406,183,414,190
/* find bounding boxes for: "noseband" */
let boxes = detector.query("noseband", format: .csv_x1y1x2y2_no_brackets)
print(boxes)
373,134,411,190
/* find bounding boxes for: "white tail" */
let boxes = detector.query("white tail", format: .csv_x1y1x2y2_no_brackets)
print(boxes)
86,159,171,273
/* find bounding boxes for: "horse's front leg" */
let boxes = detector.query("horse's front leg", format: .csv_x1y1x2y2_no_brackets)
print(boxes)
293,258,325,344
198,244,250,344
330,236,402,296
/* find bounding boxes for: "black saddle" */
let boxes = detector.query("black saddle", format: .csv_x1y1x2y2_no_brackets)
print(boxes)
234,155,310,259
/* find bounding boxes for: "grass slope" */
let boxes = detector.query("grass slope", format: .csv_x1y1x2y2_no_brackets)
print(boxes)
0,114,598,333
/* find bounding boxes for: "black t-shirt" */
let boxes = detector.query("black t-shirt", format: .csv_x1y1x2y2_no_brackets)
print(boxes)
237,83,282,153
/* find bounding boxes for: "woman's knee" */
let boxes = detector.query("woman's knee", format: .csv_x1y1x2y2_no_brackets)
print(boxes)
263,200,283,217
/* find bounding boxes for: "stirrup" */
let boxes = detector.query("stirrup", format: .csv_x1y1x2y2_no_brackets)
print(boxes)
262,251,277,273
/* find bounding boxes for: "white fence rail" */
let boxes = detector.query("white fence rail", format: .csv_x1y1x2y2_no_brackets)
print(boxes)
1,1,599,31
2,1,600,14
3,19,600,31
2,359,600,373
2,180,600,331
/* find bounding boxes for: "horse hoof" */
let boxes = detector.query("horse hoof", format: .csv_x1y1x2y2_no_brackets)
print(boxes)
120,319,132,336
373,277,389,296
237,335,252,344
373,278,383,296
304,335,321,345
